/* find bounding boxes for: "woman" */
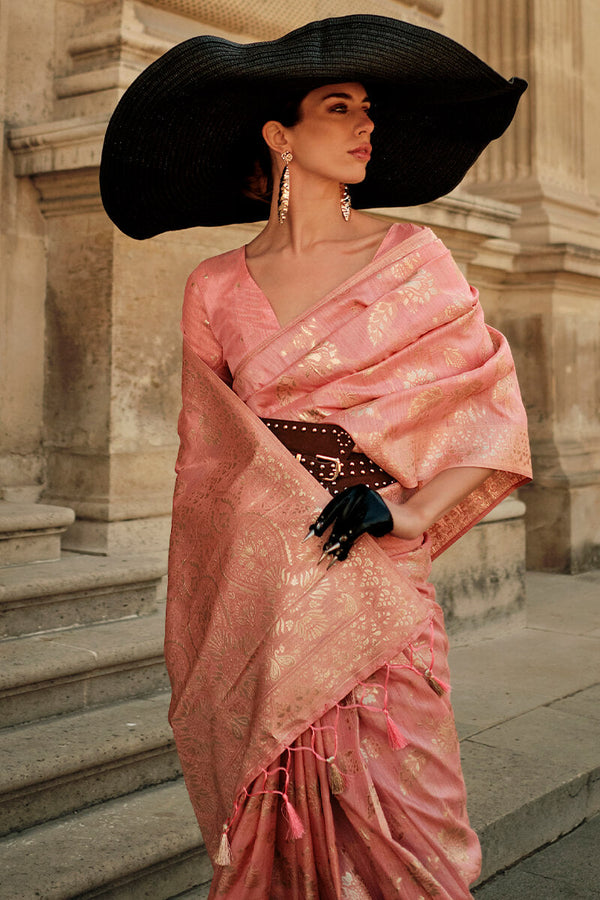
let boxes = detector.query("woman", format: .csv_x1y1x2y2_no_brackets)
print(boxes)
100,15,531,899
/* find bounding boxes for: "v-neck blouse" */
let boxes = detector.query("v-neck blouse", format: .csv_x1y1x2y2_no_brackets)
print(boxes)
183,221,421,380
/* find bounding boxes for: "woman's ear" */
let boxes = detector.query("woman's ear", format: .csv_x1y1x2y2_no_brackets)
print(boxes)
262,120,290,156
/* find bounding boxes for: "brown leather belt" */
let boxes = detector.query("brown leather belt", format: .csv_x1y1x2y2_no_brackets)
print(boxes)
262,417,397,496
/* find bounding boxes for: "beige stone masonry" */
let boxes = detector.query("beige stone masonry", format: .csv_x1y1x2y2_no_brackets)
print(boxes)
0,501,75,566
459,0,600,570
0,605,169,728
0,552,165,637
463,0,599,247
501,243,600,570
142,0,444,42
2,0,599,569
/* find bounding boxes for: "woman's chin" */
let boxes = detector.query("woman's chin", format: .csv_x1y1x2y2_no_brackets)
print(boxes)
346,171,368,185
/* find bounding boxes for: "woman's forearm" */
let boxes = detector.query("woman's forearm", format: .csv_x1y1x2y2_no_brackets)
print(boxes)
386,466,495,540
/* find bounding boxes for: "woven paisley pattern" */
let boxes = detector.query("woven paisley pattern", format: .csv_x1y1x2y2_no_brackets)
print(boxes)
166,355,436,859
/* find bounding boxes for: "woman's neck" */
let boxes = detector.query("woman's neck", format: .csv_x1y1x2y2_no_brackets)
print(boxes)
262,171,355,254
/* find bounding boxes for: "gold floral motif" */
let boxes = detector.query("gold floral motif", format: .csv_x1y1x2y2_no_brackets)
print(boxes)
398,749,429,792
427,712,459,755
360,734,383,761
268,644,297,681
406,858,443,895
367,300,395,344
437,820,472,866
297,407,327,421
275,375,297,406
403,368,437,389
303,341,342,378
340,748,364,775
493,372,516,405
443,347,468,369
396,269,438,308
407,385,445,419
340,869,372,899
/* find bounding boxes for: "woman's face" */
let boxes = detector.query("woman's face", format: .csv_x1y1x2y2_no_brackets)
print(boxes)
284,82,374,185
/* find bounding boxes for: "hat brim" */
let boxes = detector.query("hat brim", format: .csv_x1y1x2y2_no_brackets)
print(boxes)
100,15,526,239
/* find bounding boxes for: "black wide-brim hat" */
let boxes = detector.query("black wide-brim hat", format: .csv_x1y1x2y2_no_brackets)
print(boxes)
100,14,526,239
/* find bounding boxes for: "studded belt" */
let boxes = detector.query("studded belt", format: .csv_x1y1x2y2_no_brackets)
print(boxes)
261,417,397,496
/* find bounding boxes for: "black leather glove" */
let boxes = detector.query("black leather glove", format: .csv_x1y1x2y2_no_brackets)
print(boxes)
305,484,393,564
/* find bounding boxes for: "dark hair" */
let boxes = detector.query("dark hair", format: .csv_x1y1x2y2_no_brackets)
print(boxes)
243,89,306,204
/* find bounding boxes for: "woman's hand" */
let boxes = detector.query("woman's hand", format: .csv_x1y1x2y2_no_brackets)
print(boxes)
305,485,393,564
305,467,495,565
384,501,428,541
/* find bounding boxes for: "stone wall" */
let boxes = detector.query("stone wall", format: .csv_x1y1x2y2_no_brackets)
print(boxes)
2,0,599,572
461,0,600,571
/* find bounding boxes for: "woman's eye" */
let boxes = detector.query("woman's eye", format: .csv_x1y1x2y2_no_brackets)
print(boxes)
330,104,348,113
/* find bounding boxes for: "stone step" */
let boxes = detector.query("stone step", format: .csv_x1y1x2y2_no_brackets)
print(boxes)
0,607,168,727
466,683,600,883
0,501,75,567
0,691,179,837
452,570,600,882
0,780,212,900
2,701,596,900
1,569,595,899
0,551,166,638
170,890,210,900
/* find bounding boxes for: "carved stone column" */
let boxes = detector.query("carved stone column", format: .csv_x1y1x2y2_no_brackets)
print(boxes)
463,0,596,247
7,1,258,552
462,0,600,571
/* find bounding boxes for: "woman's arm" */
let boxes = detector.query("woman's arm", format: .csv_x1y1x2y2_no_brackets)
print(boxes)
386,466,495,540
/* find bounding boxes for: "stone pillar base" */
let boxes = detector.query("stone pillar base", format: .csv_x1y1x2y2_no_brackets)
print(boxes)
432,497,527,644
523,480,600,574
62,514,172,556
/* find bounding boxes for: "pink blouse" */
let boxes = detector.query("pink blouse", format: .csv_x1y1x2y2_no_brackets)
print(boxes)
182,222,420,380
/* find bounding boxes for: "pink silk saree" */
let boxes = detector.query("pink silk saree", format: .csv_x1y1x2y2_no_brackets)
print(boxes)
166,225,531,898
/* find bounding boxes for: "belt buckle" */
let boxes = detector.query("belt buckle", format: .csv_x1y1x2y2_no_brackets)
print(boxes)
316,454,342,482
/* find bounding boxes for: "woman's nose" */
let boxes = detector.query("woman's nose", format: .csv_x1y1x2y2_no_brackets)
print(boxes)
357,112,375,135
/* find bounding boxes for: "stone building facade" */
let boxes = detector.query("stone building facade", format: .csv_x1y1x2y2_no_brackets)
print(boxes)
2,0,599,584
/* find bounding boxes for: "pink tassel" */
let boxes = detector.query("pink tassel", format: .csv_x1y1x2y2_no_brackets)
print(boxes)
283,796,305,839
386,714,409,749
215,827,232,866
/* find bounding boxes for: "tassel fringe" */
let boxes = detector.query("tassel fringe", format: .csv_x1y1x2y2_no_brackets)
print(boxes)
327,759,346,795
386,713,409,749
425,669,449,696
215,827,232,866
284,796,305,839
221,641,450,857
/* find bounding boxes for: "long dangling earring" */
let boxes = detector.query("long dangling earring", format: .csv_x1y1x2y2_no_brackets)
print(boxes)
278,151,293,224
340,184,351,222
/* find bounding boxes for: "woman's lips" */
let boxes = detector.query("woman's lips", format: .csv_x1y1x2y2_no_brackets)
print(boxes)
349,146,371,161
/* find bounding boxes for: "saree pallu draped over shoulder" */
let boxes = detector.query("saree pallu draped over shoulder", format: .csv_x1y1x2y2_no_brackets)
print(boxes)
166,225,531,898
231,227,530,558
